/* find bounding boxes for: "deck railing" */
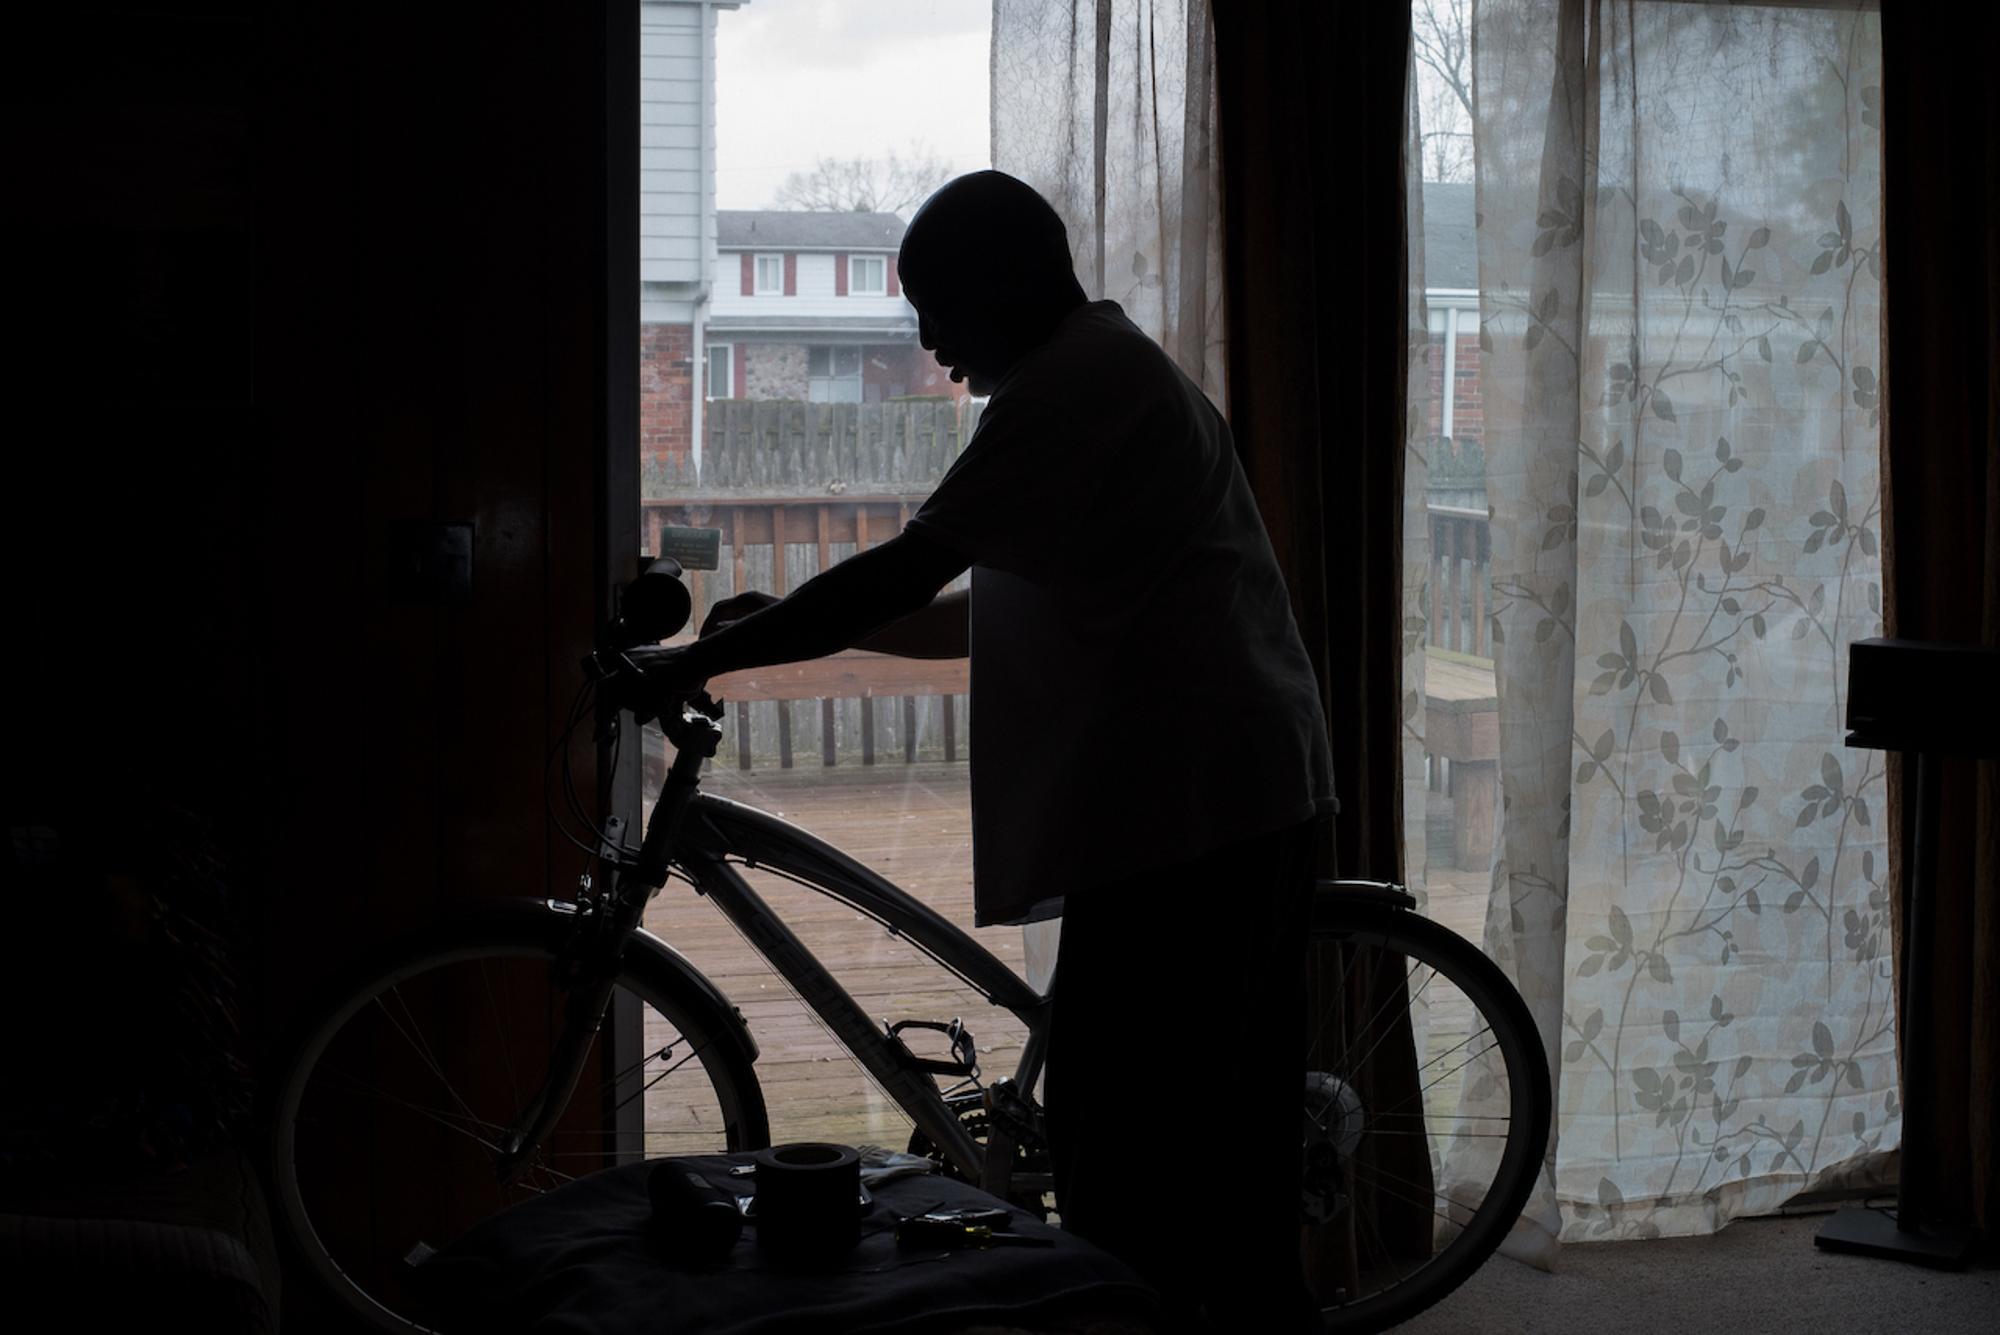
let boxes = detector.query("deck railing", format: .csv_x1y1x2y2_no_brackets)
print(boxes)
642,398,980,770
1427,502,1491,658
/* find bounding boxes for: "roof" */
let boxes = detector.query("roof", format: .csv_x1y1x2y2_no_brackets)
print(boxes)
717,210,907,251
1422,182,1477,290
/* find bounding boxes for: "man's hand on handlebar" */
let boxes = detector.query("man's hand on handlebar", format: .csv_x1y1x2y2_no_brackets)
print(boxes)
700,590,779,637
592,643,716,730
622,643,711,695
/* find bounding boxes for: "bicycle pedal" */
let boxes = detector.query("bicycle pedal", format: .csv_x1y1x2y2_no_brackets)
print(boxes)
984,1078,1046,1146
884,1017,981,1080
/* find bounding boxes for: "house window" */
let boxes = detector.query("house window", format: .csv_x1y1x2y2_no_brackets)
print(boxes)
754,254,784,295
849,255,887,296
706,343,732,400
807,346,863,403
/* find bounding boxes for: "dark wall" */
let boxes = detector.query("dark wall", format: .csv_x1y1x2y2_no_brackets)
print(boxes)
8,0,628,1067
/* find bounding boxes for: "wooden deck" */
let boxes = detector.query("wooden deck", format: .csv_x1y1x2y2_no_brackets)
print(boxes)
641,763,1490,1150
644,763,1022,1148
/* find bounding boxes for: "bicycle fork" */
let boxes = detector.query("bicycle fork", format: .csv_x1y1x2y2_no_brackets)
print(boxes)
493,706,720,1185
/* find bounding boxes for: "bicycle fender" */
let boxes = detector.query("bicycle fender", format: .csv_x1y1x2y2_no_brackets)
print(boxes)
618,924,761,1067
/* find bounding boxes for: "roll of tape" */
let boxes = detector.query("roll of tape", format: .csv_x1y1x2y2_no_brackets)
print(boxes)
751,1142,863,1263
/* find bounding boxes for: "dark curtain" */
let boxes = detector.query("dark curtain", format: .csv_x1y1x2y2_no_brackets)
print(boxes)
1213,3,1407,884
1881,7,2000,1241
1212,0,1429,1278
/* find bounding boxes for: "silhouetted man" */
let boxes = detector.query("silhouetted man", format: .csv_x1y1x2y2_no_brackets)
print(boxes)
634,170,1333,1332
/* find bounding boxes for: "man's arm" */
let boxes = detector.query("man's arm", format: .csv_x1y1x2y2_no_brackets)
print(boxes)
666,529,969,681
853,588,969,658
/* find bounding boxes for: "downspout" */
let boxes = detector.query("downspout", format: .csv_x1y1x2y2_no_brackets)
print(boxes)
690,0,715,477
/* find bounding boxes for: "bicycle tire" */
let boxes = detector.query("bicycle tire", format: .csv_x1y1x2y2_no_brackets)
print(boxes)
268,899,770,1334
1303,896,1551,1333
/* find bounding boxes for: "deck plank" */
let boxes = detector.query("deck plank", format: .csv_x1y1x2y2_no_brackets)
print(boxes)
642,763,1495,1151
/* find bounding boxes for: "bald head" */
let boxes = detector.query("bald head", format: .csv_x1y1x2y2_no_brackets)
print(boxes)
898,171,1088,395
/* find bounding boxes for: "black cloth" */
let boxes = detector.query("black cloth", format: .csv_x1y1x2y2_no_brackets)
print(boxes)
405,1155,1162,1335
1047,820,1320,1334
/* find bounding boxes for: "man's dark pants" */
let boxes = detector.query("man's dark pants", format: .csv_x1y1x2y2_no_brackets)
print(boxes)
1047,819,1321,1333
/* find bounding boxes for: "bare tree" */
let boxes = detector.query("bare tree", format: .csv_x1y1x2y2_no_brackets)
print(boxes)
771,143,955,215
1420,79,1475,183
1413,0,1475,183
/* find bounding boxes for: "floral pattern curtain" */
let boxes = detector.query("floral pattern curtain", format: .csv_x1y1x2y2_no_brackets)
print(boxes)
1407,0,1894,1246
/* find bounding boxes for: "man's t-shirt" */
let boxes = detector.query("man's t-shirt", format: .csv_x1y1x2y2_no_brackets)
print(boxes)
905,300,1338,927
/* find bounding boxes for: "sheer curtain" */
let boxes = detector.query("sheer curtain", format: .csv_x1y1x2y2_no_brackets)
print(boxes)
990,0,1223,991
1409,0,1895,1246
990,0,1223,398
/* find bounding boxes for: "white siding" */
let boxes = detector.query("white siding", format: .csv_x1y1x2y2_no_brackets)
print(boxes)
639,1,720,286
709,251,918,322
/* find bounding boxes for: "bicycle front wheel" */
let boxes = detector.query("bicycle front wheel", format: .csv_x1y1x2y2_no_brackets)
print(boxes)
1302,898,1550,1333
269,900,768,1334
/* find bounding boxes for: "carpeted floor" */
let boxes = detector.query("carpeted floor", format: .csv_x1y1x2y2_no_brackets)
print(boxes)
1396,1211,1998,1334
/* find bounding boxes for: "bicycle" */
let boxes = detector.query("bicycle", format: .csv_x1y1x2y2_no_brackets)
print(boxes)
268,560,1552,1335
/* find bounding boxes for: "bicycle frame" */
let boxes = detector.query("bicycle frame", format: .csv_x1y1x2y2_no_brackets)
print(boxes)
674,790,1050,1183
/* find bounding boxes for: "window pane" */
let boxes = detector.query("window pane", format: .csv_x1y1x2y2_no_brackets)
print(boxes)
638,0,994,1154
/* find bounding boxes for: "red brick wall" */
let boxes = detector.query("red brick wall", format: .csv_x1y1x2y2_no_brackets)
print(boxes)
640,323,693,466
1452,331,1484,447
1421,326,1484,451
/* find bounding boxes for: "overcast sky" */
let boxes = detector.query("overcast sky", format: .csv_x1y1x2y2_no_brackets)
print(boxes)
713,0,991,210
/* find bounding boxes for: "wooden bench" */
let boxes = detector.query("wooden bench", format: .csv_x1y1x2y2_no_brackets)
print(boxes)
1424,646,1499,870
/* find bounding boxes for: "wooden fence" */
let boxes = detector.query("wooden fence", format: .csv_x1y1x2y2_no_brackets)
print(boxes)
642,399,981,770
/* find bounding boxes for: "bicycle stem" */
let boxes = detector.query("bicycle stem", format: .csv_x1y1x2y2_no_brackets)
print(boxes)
494,706,721,1184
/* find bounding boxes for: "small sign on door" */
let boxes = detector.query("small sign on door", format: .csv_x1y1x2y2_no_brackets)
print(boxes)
656,525,722,571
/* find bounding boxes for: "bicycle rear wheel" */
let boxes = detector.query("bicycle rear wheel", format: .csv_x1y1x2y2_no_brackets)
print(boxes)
1302,897,1550,1332
269,900,768,1334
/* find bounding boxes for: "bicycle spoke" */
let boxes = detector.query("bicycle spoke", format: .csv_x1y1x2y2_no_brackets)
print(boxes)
372,987,488,1138
1311,958,1439,1090
1415,1036,1500,1104
1343,962,1440,1080
596,1033,690,1101
1409,1022,1493,1083
481,959,523,1114
603,1037,717,1120
1365,1032,1502,1124
1343,1161,1484,1231
314,1069,510,1155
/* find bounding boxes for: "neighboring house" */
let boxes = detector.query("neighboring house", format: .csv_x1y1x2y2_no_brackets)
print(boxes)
1422,180,1484,469
638,0,740,471
634,0,959,475
704,209,965,410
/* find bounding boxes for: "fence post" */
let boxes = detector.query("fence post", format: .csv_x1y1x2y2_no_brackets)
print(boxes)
731,507,751,769
817,503,836,766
